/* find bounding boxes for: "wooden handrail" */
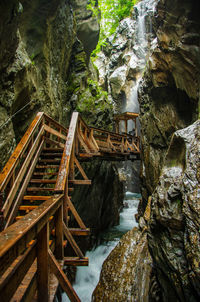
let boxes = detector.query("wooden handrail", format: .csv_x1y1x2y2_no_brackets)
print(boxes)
0,112,44,192
55,112,79,193
0,195,63,274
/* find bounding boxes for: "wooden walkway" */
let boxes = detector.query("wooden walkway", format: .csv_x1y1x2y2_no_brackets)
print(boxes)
0,111,140,301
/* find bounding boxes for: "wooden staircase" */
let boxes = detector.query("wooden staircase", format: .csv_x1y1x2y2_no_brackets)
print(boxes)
0,111,140,301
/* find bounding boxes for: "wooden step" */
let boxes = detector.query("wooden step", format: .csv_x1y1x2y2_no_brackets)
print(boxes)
19,205,38,211
15,216,23,221
33,172,58,176
26,187,74,193
38,159,61,164
30,179,56,184
23,196,52,201
36,165,60,169
68,180,91,185
43,148,63,153
69,228,90,236
64,257,89,266
40,153,62,158
26,187,55,192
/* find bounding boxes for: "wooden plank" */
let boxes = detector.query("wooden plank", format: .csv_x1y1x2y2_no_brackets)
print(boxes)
5,140,44,227
62,222,84,258
38,159,60,164
69,228,90,236
44,124,67,141
23,196,52,201
0,195,63,277
43,148,63,152
64,257,89,266
49,250,81,302
55,112,79,193
30,179,56,184
74,157,88,180
67,197,86,229
19,206,38,211
68,180,91,185
35,165,60,169
37,223,49,302
33,172,58,176
0,243,36,301
26,187,55,192
0,112,44,192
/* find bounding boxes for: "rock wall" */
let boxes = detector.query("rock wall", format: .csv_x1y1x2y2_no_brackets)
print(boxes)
0,0,108,171
139,0,199,201
148,120,200,301
138,0,200,301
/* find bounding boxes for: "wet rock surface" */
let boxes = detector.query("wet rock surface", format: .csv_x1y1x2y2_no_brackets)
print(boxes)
148,120,200,302
139,0,199,202
92,228,155,302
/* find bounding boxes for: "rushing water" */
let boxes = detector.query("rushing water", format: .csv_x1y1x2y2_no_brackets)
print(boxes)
62,192,140,302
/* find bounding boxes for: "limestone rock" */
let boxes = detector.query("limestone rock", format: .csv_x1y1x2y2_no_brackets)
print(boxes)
92,229,155,302
72,0,100,60
148,120,200,301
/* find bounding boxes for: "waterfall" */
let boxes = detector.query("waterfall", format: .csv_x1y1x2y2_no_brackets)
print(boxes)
125,0,156,114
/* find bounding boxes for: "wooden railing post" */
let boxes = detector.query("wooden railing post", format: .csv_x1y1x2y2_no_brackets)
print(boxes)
54,204,64,260
37,223,49,302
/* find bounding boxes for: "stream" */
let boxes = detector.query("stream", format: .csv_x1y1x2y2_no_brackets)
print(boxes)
62,191,140,302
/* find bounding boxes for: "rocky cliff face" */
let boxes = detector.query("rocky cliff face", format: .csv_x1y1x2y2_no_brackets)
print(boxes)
139,0,200,300
139,0,199,201
0,0,111,171
148,120,200,301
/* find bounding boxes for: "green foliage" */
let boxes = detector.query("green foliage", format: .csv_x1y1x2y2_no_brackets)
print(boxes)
88,0,138,58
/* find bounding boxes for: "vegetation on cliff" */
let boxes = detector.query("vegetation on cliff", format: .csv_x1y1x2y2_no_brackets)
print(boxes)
88,0,138,57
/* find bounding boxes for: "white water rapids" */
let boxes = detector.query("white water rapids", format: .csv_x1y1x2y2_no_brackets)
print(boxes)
62,192,140,302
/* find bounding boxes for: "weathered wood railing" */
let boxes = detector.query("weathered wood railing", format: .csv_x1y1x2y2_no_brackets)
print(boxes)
0,112,68,229
0,195,81,302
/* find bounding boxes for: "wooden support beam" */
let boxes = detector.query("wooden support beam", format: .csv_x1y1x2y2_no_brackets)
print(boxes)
74,157,89,180
54,205,63,260
68,180,91,185
37,223,49,302
64,257,89,266
62,222,84,258
49,250,81,302
69,228,90,236
67,196,86,229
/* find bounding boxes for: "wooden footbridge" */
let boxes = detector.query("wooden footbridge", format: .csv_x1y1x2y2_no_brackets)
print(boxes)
0,111,140,301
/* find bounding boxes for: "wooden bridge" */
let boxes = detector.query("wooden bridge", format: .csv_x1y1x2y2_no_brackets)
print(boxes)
0,111,140,301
